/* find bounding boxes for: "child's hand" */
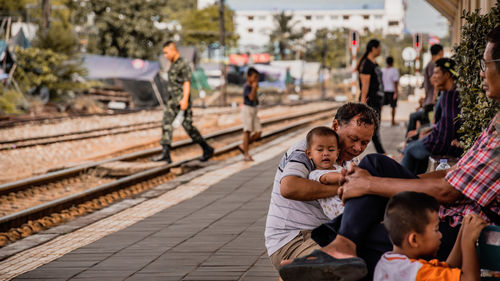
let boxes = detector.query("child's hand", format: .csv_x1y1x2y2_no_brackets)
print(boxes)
461,213,487,244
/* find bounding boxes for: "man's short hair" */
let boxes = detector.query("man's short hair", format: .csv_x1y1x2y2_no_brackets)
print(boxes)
306,126,339,149
386,57,394,66
430,44,443,56
486,26,500,71
247,67,259,77
334,102,379,130
163,40,175,48
435,58,457,79
384,191,440,247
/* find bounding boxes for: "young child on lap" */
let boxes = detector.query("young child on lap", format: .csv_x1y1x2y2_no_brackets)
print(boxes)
305,126,345,220
375,191,486,281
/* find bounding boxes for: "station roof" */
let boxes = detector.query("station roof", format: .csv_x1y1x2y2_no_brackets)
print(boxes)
225,0,384,11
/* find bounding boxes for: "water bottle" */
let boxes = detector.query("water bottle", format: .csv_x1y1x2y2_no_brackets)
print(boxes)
172,110,185,128
435,159,451,171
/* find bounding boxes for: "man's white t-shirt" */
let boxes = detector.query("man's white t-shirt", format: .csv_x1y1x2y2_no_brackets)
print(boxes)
381,67,400,92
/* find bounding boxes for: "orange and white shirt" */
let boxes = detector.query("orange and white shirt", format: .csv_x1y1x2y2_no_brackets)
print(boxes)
374,252,461,281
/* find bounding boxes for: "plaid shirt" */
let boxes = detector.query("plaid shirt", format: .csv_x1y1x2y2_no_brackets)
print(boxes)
442,113,500,227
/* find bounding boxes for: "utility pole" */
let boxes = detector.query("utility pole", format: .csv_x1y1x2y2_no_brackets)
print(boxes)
41,0,50,33
321,35,327,99
218,0,227,106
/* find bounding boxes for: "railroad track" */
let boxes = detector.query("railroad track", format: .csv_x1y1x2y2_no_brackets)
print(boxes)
0,106,338,246
0,101,317,151
0,121,161,151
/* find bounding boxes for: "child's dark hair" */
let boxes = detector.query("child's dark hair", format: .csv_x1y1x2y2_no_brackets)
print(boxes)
386,56,394,66
306,126,339,149
384,191,440,247
247,67,259,77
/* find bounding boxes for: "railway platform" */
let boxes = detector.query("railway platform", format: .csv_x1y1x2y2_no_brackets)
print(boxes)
0,102,413,281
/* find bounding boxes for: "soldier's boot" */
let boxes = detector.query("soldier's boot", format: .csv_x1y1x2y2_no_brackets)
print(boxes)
152,145,172,163
199,141,214,162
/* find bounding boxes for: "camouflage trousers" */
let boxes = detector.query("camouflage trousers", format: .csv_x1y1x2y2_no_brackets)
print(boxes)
160,100,205,146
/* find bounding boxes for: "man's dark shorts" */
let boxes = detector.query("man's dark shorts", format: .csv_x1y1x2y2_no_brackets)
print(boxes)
383,91,397,108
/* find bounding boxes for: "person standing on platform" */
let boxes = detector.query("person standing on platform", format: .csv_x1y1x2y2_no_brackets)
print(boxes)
381,57,400,126
152,41,214,163
238,67,262,161
357,39,385,154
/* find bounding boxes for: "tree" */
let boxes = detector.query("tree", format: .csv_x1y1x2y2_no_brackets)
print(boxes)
69,0,171,60
13,46,88,100
179,4,237,47
305,28,348,68
453,3,500,151
269,12,304,60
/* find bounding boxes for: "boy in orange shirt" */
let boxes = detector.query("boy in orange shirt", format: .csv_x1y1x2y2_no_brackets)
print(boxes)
374,191,486,281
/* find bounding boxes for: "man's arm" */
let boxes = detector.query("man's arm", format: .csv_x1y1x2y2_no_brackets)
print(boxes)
341,167,463,204
280,176,340,201
179,81,190,110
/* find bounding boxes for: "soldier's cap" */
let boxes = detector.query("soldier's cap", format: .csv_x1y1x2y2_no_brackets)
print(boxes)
435,58,458,79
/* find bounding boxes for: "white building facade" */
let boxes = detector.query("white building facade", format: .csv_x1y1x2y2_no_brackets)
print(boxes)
198,0,406,50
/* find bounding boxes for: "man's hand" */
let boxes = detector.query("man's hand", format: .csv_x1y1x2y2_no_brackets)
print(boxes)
179,98,188,110
451,139,462,148
338,166,372,202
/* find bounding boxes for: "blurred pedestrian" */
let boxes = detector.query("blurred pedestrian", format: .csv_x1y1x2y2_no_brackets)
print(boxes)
238,67,262,161
381,56,400,126
357,39,385,154
152,41,214,163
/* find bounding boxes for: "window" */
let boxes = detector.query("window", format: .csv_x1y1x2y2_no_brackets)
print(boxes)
304,27,311,33
363,15,370,20
305,15,312,20
364,27,369,32
375,15,383,19
330,15,339,20
248,28,254,33
388,21,399,26
343,15,350,20
248,16,254,20
316,15,324,20
258,15,266,20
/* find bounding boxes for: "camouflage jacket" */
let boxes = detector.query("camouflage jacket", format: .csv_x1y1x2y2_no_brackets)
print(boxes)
167,57,192,103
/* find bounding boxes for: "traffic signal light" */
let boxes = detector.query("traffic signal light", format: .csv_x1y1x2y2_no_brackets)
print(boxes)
413,33,423,52
350,30,359,49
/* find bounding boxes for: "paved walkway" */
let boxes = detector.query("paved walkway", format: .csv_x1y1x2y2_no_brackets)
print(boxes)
7,101,413,281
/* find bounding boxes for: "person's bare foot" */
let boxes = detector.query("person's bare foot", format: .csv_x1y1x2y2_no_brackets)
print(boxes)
243,155,254,161
279,235,357,267
321,235,357,259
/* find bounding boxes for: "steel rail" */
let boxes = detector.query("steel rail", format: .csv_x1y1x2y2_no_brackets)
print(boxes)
0,110,333,232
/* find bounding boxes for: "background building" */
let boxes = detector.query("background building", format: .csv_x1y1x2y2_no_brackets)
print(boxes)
199,0,406,49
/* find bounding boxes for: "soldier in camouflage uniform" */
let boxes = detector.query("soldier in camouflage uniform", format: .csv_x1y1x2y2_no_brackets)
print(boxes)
152,41,214,163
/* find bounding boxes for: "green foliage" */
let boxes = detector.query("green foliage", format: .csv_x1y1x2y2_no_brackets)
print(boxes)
305,28,348,68
179,4,238,47
13,47,88,100
33,21,80,57
0,0,28,15
0,85,25,114
452,4,500,151
269,12,305,60
69,0,170,60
